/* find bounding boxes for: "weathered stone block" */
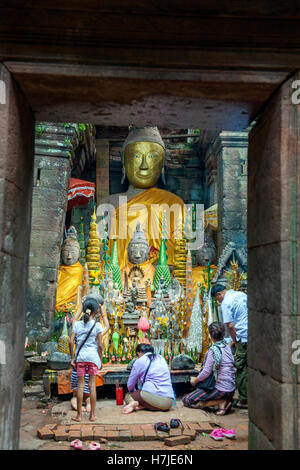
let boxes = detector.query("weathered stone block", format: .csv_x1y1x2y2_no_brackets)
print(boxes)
248,310,299,383
248,421,275,450
248,242,299,316
31,187,68,233
29,231,62,268
248,368,296,449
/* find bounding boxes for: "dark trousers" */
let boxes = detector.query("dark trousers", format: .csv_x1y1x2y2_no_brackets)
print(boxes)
234,342,248,404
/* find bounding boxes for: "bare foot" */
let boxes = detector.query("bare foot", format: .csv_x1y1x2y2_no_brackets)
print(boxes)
122,401,139,414
89,415,96,422
72,415,82,422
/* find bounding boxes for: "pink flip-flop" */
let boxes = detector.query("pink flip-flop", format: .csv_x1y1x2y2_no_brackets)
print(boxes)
88,441,101,450
219,427,236,439
70,439,83,450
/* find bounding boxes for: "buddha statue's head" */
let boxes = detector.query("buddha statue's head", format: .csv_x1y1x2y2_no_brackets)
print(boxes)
122,126,165,189
61,226,80,265
195,230,217,267
127,222,150,265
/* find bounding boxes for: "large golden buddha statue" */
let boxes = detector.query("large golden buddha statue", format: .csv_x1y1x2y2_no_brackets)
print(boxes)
55,226,83,310
98,127,185,270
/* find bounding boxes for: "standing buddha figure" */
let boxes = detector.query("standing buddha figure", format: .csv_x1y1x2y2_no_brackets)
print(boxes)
98,126,185,269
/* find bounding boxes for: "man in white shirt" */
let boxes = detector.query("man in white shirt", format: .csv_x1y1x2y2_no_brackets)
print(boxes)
211,284,248,408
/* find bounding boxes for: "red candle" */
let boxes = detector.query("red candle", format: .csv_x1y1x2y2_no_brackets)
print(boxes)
116,387,123,405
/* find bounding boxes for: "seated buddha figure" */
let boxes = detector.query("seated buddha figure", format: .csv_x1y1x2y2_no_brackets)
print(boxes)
98,126,185,270
55,226,83,310
121,222,155,290
192,229,218,296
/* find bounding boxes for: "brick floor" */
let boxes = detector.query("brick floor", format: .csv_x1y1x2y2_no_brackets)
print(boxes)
106,430,120,441
182,429,196,440
53,430,68,441
81,427,94,440
143,429,158,441
130,429,144,441
68,430,81,441
37,427,54,440
93,427,106,440
119,430,132,441
169,428,182,437
165,435,192,447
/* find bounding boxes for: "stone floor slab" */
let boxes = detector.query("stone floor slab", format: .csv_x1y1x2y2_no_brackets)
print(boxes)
60,399,216,426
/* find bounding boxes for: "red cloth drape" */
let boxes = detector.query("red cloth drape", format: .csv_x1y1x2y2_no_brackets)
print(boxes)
67,178,95,210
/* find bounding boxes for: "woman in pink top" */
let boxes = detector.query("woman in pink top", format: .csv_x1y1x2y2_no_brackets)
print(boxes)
182,322,236,415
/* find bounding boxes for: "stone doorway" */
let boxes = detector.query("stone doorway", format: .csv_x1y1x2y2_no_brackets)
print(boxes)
0,61,299,449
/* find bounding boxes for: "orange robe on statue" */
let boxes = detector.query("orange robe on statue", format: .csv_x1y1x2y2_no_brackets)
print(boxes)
56,262,83,309
122,260,156,289
109,187,185,270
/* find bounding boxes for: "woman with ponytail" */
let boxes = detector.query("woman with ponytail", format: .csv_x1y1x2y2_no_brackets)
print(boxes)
182,321,236,415
69,294,109,422
123,343,174,414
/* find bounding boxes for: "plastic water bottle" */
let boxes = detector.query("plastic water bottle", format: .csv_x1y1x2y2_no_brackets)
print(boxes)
172,388,176,407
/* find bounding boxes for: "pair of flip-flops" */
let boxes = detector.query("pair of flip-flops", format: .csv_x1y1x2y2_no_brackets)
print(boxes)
70,439,101,450
154,419,184,433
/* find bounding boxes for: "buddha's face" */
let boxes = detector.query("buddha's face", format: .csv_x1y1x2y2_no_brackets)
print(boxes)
124,141,165,189
61,243,80,265
127,242,149,265
195,235,217,267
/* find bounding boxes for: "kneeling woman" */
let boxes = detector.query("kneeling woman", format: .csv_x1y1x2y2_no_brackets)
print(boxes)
182,322,236,415
123,344,174,414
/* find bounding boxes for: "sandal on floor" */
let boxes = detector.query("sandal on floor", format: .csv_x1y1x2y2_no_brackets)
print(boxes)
233,400,248,409
88,441,101,450
170,419,184,430
154,422,170,433
219,427,236,439
210,429,224,441
70,439,83,450
216,401,233,416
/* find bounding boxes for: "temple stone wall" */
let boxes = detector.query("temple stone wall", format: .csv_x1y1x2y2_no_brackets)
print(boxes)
26,123,96,342
248,73,300,449
26,154,71,341
0,64,34,449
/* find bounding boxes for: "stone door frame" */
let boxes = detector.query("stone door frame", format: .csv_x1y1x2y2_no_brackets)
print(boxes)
0,61,299,449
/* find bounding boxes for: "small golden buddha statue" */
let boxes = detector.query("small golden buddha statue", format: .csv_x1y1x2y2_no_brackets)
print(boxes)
98,126,185,269
192,230,218,296
55,226,83,310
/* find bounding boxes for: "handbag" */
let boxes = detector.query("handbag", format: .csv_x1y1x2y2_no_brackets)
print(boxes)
196,345,221,392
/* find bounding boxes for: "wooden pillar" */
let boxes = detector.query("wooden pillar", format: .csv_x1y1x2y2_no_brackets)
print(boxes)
96,139,110,205
248,72,300,449
0,64,34,448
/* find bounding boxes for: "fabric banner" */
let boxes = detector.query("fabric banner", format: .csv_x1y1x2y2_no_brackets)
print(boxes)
68,178,95,211
204,204,218,230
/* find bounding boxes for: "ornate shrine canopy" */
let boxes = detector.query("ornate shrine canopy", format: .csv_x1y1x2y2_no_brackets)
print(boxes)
67,178,95,211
